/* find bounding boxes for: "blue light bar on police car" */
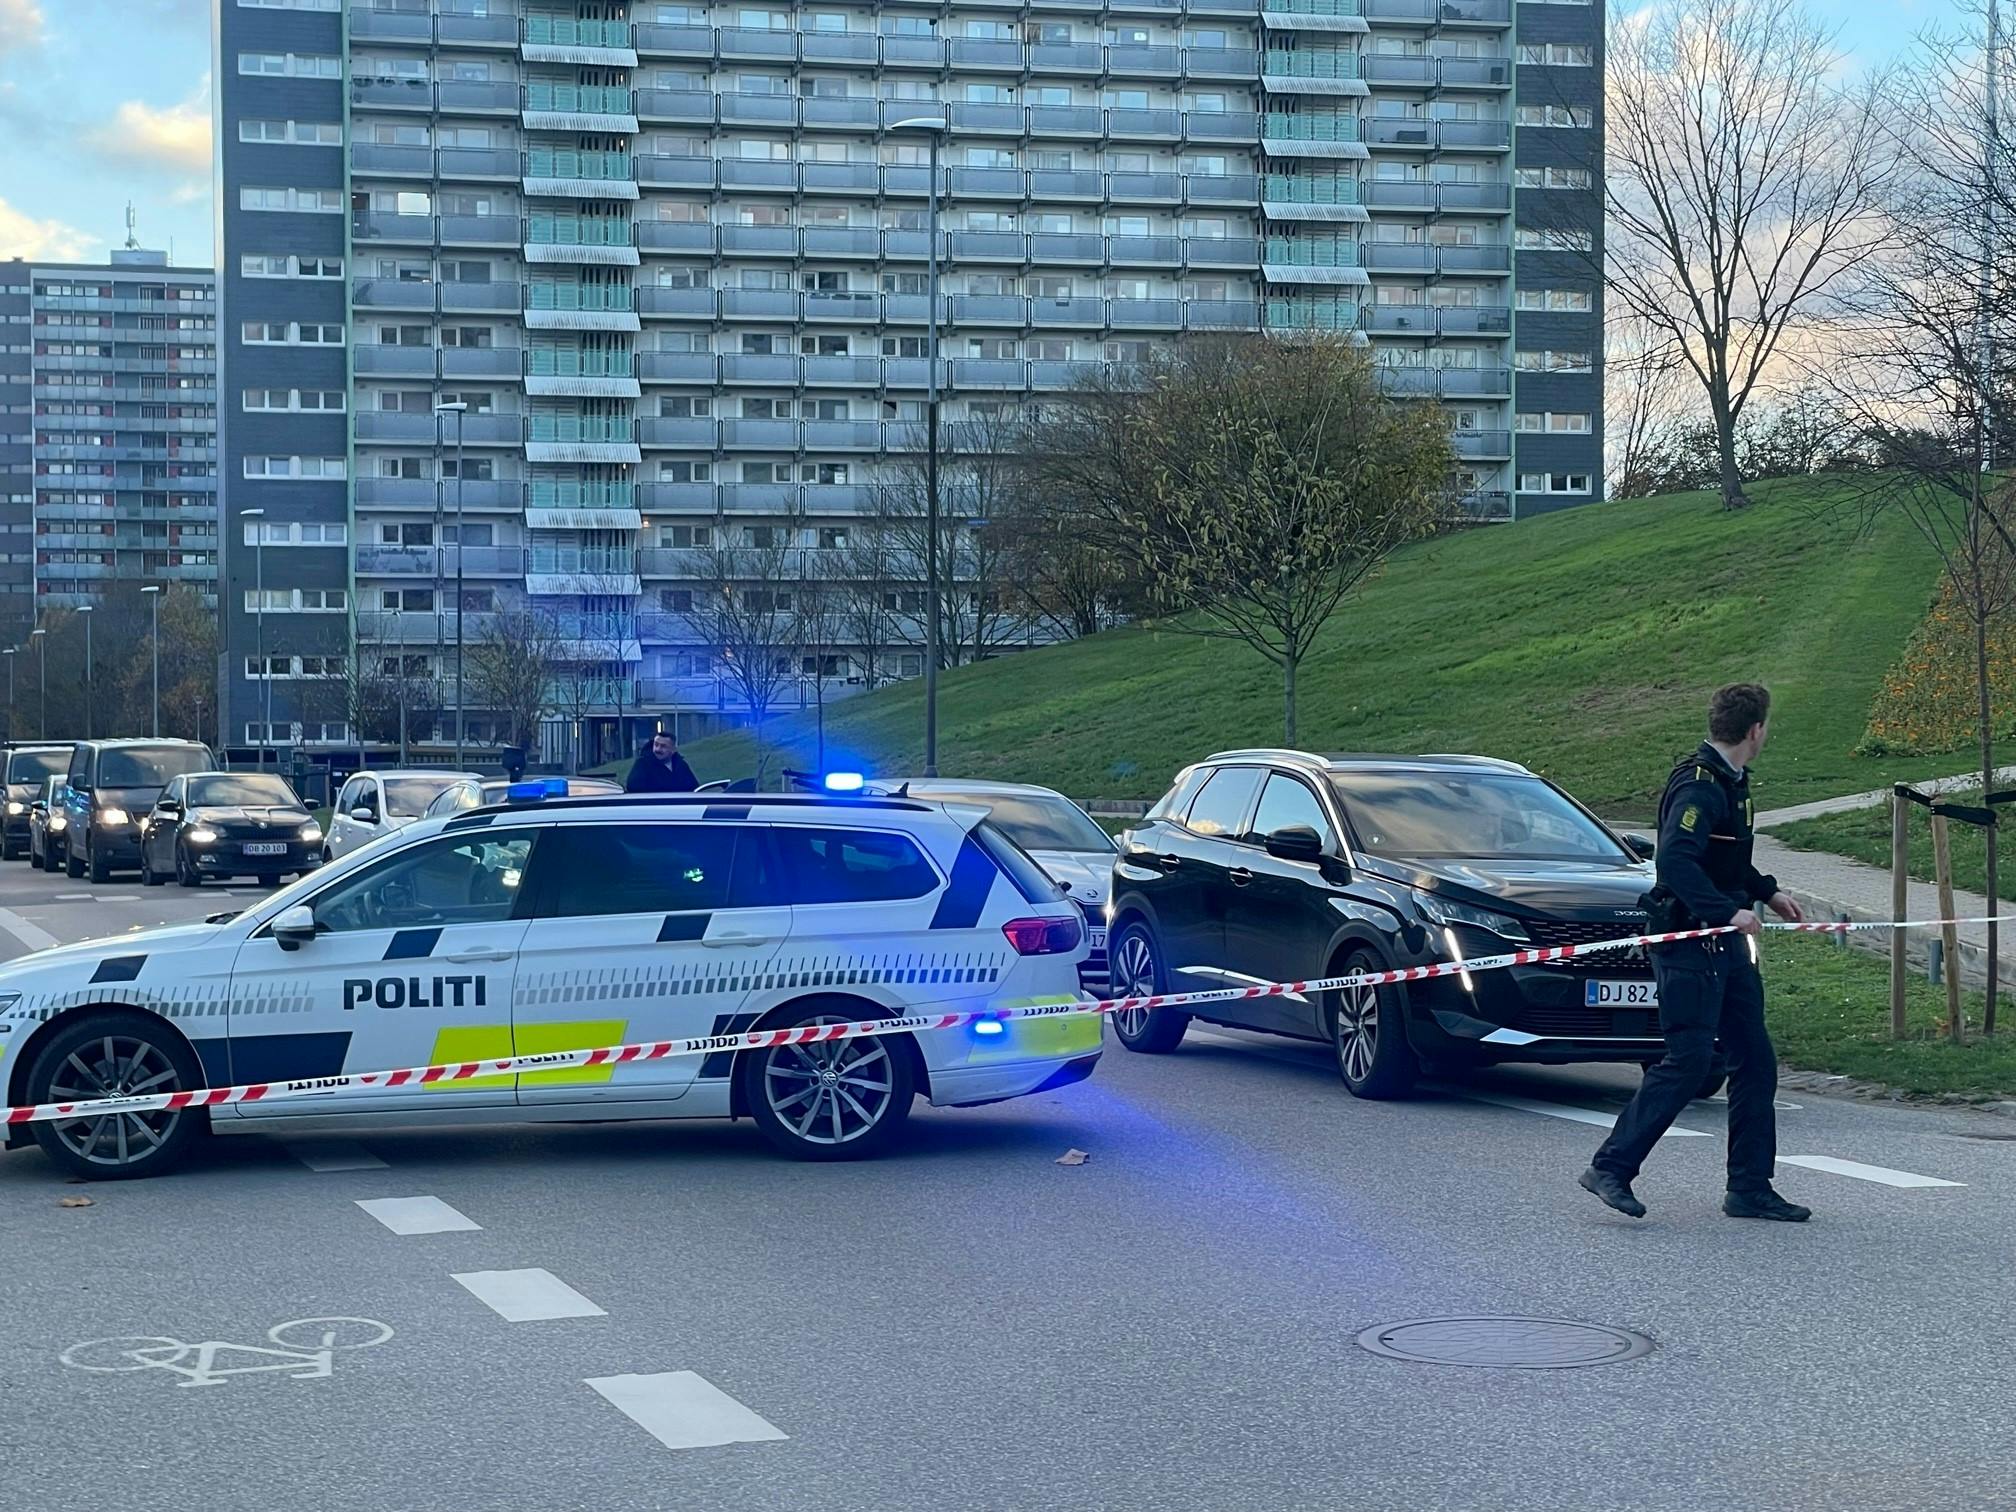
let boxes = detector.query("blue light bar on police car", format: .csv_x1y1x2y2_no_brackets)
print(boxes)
822,772,865,793
506,778,569,802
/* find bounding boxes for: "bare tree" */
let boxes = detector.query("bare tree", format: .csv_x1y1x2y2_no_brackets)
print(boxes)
1581,0,1900,510
681,510,809,780
468,611,562,767
1020,335,1450,741
834,504,906,690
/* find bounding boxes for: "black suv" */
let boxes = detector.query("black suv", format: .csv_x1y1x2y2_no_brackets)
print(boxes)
60,739,217,882
1,745,71,860
1108,750,1668,1098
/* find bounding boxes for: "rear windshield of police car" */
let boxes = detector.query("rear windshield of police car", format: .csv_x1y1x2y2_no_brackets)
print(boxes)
927,790,1114,855
1328,772,1631,863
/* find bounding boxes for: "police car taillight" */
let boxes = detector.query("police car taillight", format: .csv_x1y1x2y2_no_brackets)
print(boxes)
1001,915,1082,955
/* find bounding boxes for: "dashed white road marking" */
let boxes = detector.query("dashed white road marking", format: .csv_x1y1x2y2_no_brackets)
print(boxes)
586,1371,788,1450
453,1268,605,1322
94,894,139,903
0,907,60,952
1777,1155,1965,1189
1461,1091,1711,1137
356,1195,481,1235
52,893,91,902
288,1140,389,1173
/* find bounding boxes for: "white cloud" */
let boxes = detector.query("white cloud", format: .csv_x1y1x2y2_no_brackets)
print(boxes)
168,180,209,206
90,78,211,173
0,196,98,261
0,0,48,55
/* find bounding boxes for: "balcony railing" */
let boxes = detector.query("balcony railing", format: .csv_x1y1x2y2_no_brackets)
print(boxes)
530,480,636,510
525,149,634,182
524,83,634,116
1262,113,1362,144
525,282,637,313
1364,0,1511,22
1267,297,1360,330
1262,51,1361,79
526,416,634,444
530,548,637,576
525,348,637,378
1265,237,1362,267
525,214,635,247
1263,176,1362,206
523,16,633,49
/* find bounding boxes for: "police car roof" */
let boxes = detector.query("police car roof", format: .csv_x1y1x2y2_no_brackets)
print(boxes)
867,777,1074,799
463,791,934,819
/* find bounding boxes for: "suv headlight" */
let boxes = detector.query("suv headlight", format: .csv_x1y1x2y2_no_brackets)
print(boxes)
1413,889,1530,942
98,807,130,827
5,801,22,816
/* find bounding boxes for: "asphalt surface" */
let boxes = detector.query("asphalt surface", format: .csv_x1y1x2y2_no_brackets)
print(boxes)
0,861,2010,1512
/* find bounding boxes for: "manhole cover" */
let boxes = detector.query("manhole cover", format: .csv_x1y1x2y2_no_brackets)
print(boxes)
1355,1317,1652,1370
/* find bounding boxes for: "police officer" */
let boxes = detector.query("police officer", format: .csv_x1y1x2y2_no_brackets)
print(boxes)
1579,683,1812,1223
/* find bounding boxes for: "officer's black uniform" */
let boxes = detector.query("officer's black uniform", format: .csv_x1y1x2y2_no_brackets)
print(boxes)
1591,742,1782,1194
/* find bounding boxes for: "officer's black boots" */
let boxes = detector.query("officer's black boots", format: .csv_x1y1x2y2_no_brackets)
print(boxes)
1723,1187,1812,1222
1578,1166,1647,1218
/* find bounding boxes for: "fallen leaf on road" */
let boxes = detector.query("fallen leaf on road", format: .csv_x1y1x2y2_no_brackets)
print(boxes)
1056,1148,1089,1166
58,1195,93,1208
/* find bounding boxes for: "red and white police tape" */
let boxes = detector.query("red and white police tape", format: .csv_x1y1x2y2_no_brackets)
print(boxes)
4,912,2014,1129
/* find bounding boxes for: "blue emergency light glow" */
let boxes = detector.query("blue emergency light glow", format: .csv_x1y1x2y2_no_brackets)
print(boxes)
973,1020,1005,1036
823,771,865,793
506,778,568,802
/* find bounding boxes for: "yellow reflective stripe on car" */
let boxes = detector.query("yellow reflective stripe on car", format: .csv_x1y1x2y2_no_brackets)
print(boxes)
968,996,1102,1059
425,1021,629,1090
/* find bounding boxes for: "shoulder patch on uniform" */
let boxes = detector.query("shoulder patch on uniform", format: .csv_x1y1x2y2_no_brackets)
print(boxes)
1679,804,1701,833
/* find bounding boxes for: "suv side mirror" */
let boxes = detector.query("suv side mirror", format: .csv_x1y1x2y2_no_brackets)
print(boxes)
1622,833,1655,860
273,904,318,952
1263,825,1327,865
350,804,377,824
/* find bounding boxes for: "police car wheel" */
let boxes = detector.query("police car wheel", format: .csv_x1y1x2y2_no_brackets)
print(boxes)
1330,952,1417,1100
740,1008,916,1161
25,1011,205,1181
1108,922,1189,1053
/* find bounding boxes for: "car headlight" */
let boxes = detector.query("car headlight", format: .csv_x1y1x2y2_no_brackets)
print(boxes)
48,815,66,831
5,801,22,816
98,807,130,827
1413,889,1530,942
299,822,322,842
186,826,219,844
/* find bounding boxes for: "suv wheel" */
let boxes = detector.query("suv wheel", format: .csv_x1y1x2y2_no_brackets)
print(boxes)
64,840,84,879
87,841,112,884
25,1010,206,1180
1329,951,1416,1099
739,1005,916,1161
1108,921,1190,1053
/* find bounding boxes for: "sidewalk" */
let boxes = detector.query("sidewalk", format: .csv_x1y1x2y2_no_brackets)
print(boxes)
1759,833,2009,992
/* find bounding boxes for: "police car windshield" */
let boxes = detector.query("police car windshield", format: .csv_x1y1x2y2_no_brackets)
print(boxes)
189,774,301,808
98,746,213,788
384,775,464,817
920,790,1114,853
1329,772,1630,863
7,749,67,783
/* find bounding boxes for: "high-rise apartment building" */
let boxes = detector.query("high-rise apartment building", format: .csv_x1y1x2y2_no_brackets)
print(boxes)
214,0,1601,762
0,248,218,639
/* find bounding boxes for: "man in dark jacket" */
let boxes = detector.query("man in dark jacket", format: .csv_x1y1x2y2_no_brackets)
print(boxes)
625,730,698,794
1580,683,1812,1223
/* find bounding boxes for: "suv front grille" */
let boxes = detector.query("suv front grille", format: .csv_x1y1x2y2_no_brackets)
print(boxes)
1524,918,1652,973
1510,1005,1662,1039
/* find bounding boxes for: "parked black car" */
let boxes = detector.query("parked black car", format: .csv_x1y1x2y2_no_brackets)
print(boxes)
1108,750,1676,1099
59,739,217,881
139,771,321,888
26,776,70,872
2,745,72,860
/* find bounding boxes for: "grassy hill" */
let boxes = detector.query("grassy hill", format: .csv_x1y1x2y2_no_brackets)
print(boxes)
684,477,1961,816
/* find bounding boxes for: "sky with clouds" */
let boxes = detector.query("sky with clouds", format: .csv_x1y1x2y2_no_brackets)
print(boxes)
0,0,1980,270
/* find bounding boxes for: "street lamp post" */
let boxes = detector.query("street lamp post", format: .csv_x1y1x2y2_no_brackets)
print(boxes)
141,585,161,737
240,508,267,770
892,116,949,777
78,605,93,742
3,648,14,744
435,400,469,769
31,627,45,740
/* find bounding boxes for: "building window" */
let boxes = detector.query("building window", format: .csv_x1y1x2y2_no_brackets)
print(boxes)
1515,412,1592,434
1515,288,1594,312
1517,43,1595,64
1513,350,1595,372
1515,104,1595,128
236,52,343,78
1514,166,1593,190
1514,228,1595,252
1517,472,1593,495
239,120,343,146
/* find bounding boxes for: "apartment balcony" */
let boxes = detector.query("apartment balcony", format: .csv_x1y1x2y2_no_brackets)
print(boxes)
529,480,637,512
523,82,639,133
1362,179,1513,214
1361,241,1512,275
440,346,525,380
354,545,528,578
521,14,638,66
353,343,438,380
352,78,520,116
1262,175,1368,224
526,416,634,445
351,277,437,313
634,87,716,126
801,355,885,388
354,477,525,512
1260,0,1368,30
1363,119,1512,152
440,214,522,248
524,349,638,381
524,149,638,202
1451,429,1513,459
1357,302,1511,336
637,351,720,384
352,211,433,247
1268,295,1362,331
524,280,640,334
1261,51,1368,96
638,417,720,449
636,285,716,320
1374,365,1512,399
1260,111,1369,167
634,222,713,256
1365,0,1511,24
637,482,719,514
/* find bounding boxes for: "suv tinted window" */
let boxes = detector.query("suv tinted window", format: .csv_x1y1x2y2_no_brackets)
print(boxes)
539,823,740,917
1247,773,1332,846
1147,765,1208,821
98,745,214,788
1184,766,1264,838
7,749,67,784
773,826,939,905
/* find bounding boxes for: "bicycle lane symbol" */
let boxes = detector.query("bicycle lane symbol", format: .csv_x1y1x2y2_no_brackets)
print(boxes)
60,1317,394,1388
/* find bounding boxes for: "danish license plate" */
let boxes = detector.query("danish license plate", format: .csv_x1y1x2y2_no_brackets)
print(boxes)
1088,927,1107,954
243,842,288,857
1585,979,1657,1008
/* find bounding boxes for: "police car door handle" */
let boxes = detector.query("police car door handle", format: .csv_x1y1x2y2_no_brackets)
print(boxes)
444,948,512,963
704,931,779,948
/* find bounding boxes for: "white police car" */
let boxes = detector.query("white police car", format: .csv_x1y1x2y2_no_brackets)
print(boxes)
0,786,1100,1178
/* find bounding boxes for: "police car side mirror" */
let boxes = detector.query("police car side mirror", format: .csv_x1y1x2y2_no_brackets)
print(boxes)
1623,833,1656,861
273,904,318,952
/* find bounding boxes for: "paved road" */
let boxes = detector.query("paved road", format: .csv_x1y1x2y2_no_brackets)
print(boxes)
0,861,2010,1512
